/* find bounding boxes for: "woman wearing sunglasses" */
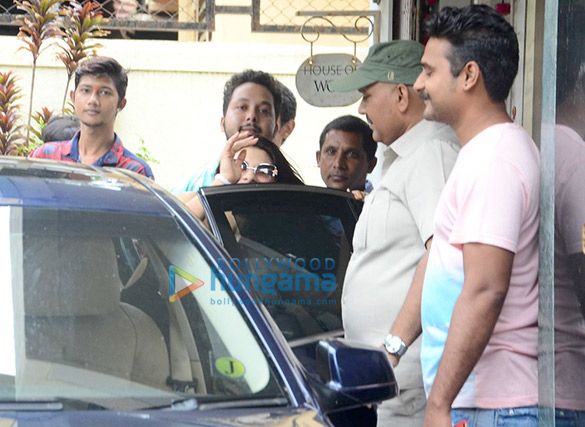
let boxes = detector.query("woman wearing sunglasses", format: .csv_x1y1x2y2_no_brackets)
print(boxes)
178,132,303,221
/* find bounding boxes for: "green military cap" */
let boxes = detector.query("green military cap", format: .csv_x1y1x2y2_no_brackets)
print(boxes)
331,40,425,92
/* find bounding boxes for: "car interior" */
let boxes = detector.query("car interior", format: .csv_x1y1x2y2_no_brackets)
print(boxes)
3,206,284,410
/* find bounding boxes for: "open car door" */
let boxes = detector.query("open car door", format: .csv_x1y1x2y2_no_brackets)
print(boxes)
198,184,361,373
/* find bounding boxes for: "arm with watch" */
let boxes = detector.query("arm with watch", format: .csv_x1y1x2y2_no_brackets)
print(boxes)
383,239,431,366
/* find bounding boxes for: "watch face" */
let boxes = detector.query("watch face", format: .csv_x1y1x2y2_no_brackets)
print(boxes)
386,336,401,352
384,335,406,355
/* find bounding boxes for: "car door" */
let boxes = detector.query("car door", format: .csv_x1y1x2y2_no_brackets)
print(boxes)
198,184,361,374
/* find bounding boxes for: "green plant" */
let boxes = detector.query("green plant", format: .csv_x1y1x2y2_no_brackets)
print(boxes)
18,106,54,155
17,107,54,156
30,106,54,140
58,1,109,112
135,135,159,164
15,0,64,146
0,71,26,155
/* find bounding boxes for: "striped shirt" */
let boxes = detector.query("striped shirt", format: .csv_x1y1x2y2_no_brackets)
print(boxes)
30,132,154,179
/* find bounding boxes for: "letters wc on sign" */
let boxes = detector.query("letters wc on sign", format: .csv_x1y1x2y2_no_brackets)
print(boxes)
296,53,362,107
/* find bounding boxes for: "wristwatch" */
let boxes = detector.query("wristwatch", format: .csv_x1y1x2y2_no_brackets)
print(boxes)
383,334,408,358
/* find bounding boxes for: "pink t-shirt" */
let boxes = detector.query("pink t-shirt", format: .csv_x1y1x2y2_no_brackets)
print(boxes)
420,122,540,408
554,125,585,411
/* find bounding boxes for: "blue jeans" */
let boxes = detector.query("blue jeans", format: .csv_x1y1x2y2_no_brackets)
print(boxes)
450,406,538,427
555,409,585,427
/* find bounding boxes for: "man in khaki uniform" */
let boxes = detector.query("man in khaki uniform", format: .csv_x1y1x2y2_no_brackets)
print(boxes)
331,41,460,426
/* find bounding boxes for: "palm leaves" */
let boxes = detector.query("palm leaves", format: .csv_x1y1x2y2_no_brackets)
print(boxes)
16,0,64,59
6,0,108,153
15,0,64,145
25,106,54,154
0,71,26,155
58,2,109,111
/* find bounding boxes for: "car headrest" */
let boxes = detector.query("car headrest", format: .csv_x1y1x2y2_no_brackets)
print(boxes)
24,236,121,316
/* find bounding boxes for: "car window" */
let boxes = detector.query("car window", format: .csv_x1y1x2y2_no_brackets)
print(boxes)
201,187,359,343
0,205,286,411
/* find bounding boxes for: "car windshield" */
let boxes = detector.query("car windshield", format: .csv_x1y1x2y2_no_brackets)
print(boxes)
0,205,285,411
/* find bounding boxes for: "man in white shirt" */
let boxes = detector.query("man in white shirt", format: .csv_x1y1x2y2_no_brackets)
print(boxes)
331,41,460,426
388,6,540,427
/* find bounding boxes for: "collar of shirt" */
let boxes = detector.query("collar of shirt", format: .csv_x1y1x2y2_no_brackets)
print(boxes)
68,132,123,166
390,119,449,159
57,132,77,159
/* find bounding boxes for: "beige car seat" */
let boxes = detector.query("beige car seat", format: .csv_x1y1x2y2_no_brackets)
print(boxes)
23,235,170,390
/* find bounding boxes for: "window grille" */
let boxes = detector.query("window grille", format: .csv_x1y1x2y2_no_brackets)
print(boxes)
0,0,370,37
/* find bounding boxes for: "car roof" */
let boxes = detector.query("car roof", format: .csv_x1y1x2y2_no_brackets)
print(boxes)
0,157,168,215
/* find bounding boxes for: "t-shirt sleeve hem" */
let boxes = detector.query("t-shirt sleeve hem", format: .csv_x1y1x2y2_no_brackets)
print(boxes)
449,233,518,254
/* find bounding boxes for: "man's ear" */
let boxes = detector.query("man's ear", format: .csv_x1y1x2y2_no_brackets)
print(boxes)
279,119,295,143
70,90,75,102
367,156,377,173
396,84,410,113
316,150,321,165
220,116,225,132
117,98,127,112
461,61,481,92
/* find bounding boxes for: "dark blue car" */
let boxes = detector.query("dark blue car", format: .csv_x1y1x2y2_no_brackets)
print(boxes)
0,158,397,426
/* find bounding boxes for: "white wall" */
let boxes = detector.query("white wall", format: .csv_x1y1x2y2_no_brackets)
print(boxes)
0,37,368,190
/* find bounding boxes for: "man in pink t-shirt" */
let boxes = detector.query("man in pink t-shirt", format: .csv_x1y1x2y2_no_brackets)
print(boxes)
553,3,585,420
383,5,540,427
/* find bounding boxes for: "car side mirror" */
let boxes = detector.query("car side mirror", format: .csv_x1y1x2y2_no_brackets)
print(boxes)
315,338,398,408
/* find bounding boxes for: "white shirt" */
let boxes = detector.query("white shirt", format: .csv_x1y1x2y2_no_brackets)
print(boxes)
342,120,459,404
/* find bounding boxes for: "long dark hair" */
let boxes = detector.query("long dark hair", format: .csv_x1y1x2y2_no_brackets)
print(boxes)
253,137,304,185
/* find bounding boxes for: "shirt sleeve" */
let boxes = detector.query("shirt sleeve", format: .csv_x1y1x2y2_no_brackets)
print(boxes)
29,144,47,159
125,161,155,180
171,160,219,195
449,155,528,253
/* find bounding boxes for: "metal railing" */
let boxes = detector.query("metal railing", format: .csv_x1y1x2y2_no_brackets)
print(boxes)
0,0,371,37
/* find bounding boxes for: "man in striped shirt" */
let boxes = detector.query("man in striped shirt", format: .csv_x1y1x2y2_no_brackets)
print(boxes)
30,56,154,179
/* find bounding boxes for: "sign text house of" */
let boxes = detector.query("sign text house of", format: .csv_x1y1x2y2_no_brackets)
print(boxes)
296,53,362,107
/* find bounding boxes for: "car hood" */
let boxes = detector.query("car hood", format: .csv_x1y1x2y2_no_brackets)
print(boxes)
0,407,326,426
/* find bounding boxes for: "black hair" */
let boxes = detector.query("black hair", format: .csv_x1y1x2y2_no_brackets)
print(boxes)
41,115,80,143
222,70,282,120
279,82,297,124
214,137,303,184
74,56,128,106
318,115,376,161
424,5,519,102
254,137,303,185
